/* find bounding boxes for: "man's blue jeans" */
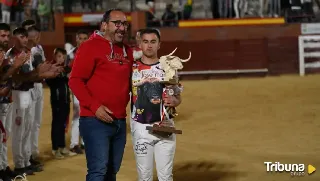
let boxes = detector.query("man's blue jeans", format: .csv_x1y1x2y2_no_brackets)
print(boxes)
79,116,126,181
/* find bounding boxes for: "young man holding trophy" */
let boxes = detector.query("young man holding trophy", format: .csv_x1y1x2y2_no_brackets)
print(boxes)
130,28,190,181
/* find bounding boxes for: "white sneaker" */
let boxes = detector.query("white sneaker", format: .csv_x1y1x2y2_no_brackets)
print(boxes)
52,150,64,159
59,148,77,156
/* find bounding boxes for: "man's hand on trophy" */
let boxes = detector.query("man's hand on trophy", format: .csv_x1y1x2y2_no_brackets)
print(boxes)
163,94,181,107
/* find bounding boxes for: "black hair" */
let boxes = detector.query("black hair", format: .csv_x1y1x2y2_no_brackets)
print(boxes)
0,23,10,31
140,28,161,41
76,29,89,36
13,27,28,37
21,19,36,29
27,25,40,33
101,8,123,23
137,29,144,33
54,47,67,55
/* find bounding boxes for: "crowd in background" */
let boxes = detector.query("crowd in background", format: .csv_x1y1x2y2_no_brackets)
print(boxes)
0,0,53,30
209,0,318,20
1,0,320,30
160,0,320,27
63,0,103,13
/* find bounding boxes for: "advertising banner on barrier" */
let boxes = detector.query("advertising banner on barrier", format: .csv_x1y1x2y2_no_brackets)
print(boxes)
301,23,320,35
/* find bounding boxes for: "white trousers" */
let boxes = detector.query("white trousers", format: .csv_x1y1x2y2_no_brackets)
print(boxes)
234,0,248,18
11,90,34,168
130,119,176,181
0,103,12,170
30,83,43,158
2,10,10,24
70,93,84,148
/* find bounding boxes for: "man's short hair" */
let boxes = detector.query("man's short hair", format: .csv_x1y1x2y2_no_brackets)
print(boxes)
76,29,89,36
0,23,10,31
137,29,144,33
101,8,123,23
27,25,40,33
21,19,36,29
140,28,161,41
13,27,28,37
54,47,67,55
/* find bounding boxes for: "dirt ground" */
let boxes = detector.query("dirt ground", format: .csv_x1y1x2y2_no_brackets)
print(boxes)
5,74,320,181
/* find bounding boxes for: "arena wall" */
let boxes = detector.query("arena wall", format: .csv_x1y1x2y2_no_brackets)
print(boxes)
46,13,307,79
40,13,65,61
157,24,301,79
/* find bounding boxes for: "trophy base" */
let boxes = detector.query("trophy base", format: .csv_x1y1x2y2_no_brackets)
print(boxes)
146,124,182,134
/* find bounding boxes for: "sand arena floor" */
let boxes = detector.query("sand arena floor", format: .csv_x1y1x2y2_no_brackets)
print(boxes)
5,74,320,181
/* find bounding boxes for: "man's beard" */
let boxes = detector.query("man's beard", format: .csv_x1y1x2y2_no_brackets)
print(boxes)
0,41,8,49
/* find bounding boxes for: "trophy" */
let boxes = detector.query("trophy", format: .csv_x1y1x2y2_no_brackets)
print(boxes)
146,48,191,136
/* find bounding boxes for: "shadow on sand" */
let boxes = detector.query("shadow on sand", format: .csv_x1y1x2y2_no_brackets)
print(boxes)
153,161,246,181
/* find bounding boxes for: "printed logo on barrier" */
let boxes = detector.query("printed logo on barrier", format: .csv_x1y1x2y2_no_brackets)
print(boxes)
264,162,316,177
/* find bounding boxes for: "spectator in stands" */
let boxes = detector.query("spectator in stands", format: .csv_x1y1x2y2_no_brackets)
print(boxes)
1,0,15,24
145,0,160,27
37,0,50,30
302,0,314,17
218,0,234,18
80,0,88,11
15,0,25,26
269,0,280,17
63,0,72,13
281,0,291,16
182,0,193,20
211,0,220,18
80,0,102,12
234,0,248,18
31,0,40,25
145,0,154,8
23,0,31,20
162,4,177,27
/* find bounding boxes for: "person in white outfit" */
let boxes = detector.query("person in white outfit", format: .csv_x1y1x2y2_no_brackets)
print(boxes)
130,28,183,181
67,30,88,154
9,27,43,176
26,25,46,168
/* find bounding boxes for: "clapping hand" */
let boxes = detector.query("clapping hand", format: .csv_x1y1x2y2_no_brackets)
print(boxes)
13,52,30,68
36,62,64,79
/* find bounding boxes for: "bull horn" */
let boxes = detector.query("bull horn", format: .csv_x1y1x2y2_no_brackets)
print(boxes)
180,52,191,62
167,47,177,56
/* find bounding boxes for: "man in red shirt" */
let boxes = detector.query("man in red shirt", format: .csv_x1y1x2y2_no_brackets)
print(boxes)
68,9,133,181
